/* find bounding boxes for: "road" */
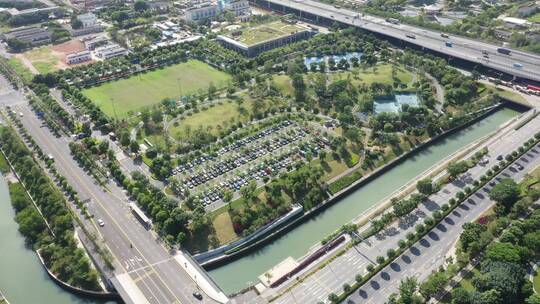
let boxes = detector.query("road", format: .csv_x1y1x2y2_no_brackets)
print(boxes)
251,0,540,82
269,113,540,304
9,100,225,304
345,140,540,303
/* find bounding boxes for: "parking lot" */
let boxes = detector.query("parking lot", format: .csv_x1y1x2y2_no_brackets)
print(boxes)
168,120,332,210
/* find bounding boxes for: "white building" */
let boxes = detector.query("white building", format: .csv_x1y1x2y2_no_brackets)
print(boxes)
224,0,250,16
94,44,128,60
502,17,532,28
77,13,98,28
84,36,108,50
183,0,250,22
184,3,219,21
66,50,92,64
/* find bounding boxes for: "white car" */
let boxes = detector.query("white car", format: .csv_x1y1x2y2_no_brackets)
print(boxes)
98,219,105,227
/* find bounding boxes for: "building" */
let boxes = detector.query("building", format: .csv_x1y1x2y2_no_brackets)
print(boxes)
0,6,60,17
70,0,113,10
148,1,172,12
183,0,250,22
224,0,250,16
84,35,108,50
94,43,128,60
516,6,537,18
70,12,103,36
502,17,532,28
77,13,98,28
3,27,51,46
66,50,92,64
184,3,220,21
217,20,313,57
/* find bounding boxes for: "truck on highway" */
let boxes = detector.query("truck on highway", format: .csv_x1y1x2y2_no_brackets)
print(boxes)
497,47,511,55
440,33,449,38
445,41,453,47
386,18,399,24
405,34,416,39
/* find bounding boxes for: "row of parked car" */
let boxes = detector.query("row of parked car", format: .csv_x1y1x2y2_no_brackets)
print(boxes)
171,120,296,176
175,128,309,190
184,149,301,206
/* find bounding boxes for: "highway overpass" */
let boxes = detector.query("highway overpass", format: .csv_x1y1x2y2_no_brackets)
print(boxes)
250,0,540,83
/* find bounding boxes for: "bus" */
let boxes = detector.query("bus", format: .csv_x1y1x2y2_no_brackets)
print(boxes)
129,203,152,229
497,47,511,55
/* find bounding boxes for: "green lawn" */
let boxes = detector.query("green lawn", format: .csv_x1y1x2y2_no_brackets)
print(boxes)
272,74,294,96
169,100,253,140
331,64,414,88
528,12,540,23
24,46,59,74
0,152,9,173
479,83,528,106
82,60,232,118
7,57,33,82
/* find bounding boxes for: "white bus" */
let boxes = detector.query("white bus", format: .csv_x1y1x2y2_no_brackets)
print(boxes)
129,203,151,229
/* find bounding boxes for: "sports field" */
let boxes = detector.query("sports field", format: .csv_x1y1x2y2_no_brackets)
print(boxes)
82,60,231,118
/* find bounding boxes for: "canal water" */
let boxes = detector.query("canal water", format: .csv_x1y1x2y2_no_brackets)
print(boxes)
208,107,521,293
0,176,113,304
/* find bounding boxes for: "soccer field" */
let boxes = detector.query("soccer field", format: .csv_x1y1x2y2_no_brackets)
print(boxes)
82,60,231,118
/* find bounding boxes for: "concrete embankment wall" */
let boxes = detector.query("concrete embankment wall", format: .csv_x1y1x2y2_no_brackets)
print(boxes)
195,205,303,265
202,103,517,269
35,249,120,301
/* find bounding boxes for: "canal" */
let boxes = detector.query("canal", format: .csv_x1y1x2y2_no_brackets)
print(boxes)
208,107,521,294
0,176,115,304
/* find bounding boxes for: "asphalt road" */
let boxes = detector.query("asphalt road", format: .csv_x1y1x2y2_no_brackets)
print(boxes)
346,141,540,303
10,101,221,304
259,0,540,82
270,113,540,304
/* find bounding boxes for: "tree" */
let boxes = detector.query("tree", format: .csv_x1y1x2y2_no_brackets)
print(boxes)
484,242,525,264
134,0,149,11
398,277,424,304
416,178,433,195
489,178,520,213
420,271,448,299
71,16,83,29
120,131,130,147
448,161,468,178
7,38,29,52
130,141,140,154
451,288,473,304
523,231,540,259
477,260,526,303
526,294,540,304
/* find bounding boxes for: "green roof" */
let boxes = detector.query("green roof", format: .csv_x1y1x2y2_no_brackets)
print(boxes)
225,21,306,46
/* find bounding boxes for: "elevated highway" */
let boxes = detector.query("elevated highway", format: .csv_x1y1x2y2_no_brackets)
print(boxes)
250,0,540,83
